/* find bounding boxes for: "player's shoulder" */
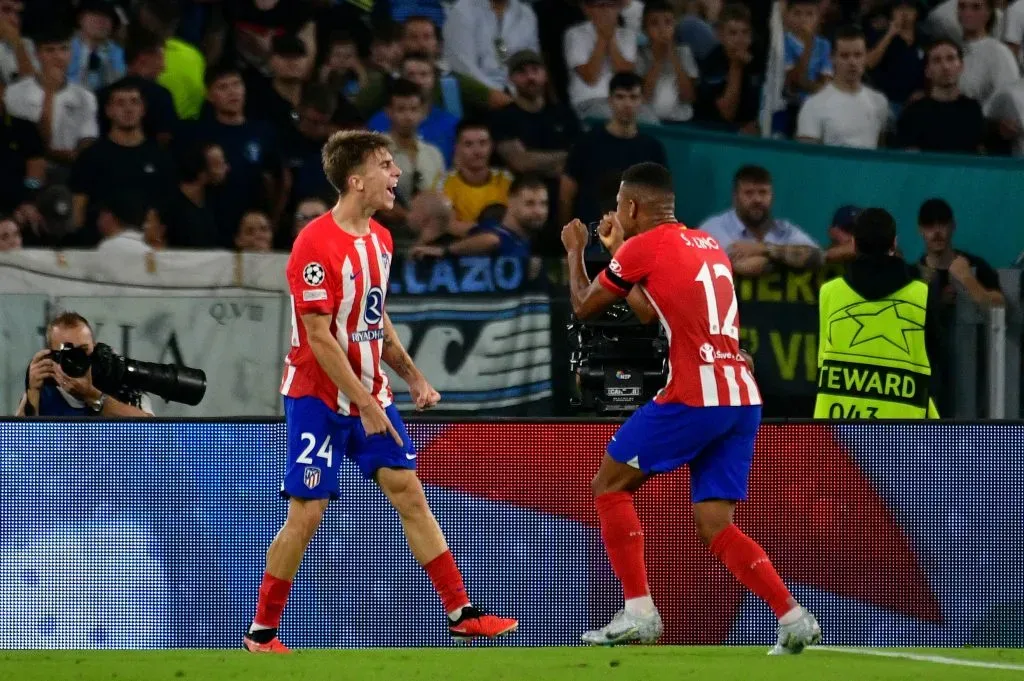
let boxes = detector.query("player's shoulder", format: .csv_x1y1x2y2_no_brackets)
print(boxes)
369,218,395,249
289,213,336,256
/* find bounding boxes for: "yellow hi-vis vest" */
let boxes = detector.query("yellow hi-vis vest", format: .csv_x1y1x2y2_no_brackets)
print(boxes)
814,277,939,419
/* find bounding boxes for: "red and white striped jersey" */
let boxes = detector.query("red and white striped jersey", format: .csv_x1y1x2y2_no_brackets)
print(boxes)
598,223,762,408
280,213,394,416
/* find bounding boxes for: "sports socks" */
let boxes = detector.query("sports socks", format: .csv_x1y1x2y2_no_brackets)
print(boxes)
595,491,651,601
423,550,471,620
248,571,293,642
709,523,796,618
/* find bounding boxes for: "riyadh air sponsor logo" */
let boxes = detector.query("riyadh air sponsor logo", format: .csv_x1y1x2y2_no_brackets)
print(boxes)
350,328,385,343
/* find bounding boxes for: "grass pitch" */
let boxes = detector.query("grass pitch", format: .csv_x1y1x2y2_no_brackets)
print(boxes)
3,647,1023,681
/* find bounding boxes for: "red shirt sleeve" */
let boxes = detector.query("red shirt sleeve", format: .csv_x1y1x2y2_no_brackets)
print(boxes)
287,233,337,316
597,231,656,296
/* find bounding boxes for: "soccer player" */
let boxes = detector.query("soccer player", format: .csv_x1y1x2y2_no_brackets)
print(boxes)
243,130,518,653
561,162,821,654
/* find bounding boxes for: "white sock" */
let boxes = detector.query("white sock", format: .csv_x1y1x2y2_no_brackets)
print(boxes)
624,595,656,616
447,603,472,621
248,622,273,634
779,605,804,625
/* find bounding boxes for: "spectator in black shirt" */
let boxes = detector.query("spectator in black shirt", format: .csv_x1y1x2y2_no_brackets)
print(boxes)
0,80,45,237
68,79,175,247
163,142,220,249
864,0,925,110
245,33,311,131
559,72,667,228
179,64,284,248
97,26,177,146
897,39,983,153
917,197,1004,308
280,83,337,228
694,3,762,133
493,49,581,251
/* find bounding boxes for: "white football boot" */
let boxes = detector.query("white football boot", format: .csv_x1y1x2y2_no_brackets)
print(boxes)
581,608,664,646
768,608,822,655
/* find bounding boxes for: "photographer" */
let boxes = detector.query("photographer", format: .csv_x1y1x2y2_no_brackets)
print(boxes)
15,311,153,417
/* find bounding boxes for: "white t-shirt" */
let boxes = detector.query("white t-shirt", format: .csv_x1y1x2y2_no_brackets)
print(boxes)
1005,0,1024,53
390,137,446,202
635,44,699,122
928,0,1006,42
960,37,1020,107
96,230,152,256
984,79,1024,155
796,83,889,149
564,21,639,108
3,77,98,151
0,38,37,85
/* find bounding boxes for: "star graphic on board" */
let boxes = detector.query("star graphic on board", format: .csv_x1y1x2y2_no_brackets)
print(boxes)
829,300,925,355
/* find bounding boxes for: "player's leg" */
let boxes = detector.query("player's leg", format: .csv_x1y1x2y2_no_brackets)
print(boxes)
688,405,821,655
354,405,517,640
583,401,714,646
244,397,346,653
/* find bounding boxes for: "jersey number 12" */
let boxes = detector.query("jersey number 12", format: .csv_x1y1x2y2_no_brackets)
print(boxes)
695,262,739,340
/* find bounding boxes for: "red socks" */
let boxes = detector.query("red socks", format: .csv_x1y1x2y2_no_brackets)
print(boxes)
424,550,470,614
254,571,293,629
595,491,650,599
710,523,796,617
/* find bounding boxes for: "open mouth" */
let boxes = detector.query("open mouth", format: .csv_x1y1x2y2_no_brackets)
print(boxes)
386,183,397,199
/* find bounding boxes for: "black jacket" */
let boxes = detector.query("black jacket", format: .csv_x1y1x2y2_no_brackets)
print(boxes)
841,255,943,370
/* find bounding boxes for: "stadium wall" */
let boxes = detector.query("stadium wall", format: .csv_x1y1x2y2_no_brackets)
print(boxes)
1,419,1020,649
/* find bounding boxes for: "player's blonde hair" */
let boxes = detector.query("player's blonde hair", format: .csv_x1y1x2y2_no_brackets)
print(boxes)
322,130,393,195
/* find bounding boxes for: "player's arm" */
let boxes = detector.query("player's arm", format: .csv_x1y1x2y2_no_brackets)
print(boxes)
566,247,622,321
381,312,424,386
302,312,378,409
626,287,657,324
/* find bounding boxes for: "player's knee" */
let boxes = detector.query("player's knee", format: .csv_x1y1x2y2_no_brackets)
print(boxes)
380,470,430,519
693,507,731,546
285,498,328,542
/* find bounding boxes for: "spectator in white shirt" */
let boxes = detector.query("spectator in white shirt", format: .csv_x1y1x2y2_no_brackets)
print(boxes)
928,0,1005,42
0,0,35,84
985,77,1024,154
565,0,657,122
4,27,97,165
699,164,822,277
797,26,889,149
637,0,699,122
1003,0,1024,62
95,194,156,256
957,0,1019,106
443,0,539,91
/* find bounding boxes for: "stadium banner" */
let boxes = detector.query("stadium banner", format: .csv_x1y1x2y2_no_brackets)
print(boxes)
0,419,1019,649
732,266,844,400
386,295,552,414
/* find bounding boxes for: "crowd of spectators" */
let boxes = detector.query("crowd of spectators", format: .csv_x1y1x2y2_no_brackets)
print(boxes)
0,0,1021,260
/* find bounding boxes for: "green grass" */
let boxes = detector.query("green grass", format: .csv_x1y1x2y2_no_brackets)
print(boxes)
3,647,1024,681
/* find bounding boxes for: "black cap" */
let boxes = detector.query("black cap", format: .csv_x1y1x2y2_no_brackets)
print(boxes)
831,204,861,232
272,34,308,58
508,49,543,74
918,198,954,226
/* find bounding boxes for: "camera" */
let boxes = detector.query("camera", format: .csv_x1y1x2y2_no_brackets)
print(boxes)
568,257,669,415
48,342,208,406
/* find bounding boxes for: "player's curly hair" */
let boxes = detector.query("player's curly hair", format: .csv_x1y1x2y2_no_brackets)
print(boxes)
322,130,393,195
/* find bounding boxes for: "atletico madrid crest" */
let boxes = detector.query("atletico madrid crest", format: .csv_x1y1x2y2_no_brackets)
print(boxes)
303,466,321,489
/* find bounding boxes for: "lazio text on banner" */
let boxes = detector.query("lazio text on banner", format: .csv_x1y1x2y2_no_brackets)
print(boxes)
386,294,552,414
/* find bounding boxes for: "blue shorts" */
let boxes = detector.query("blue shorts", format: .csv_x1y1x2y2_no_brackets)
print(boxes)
281,396,416,500
607,401,762,503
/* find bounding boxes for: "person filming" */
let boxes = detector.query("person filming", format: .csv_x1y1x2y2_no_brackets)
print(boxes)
15,311,154,417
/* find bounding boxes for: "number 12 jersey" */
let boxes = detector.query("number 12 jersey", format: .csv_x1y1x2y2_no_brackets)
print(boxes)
597,222,762,408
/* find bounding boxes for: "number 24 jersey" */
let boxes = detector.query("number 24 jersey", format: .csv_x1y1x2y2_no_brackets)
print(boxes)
280,213,394,416
597,223,761,408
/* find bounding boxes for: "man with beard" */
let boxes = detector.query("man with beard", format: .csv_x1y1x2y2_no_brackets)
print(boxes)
493,50,580,251
699,165,822,277
410,173,548,259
